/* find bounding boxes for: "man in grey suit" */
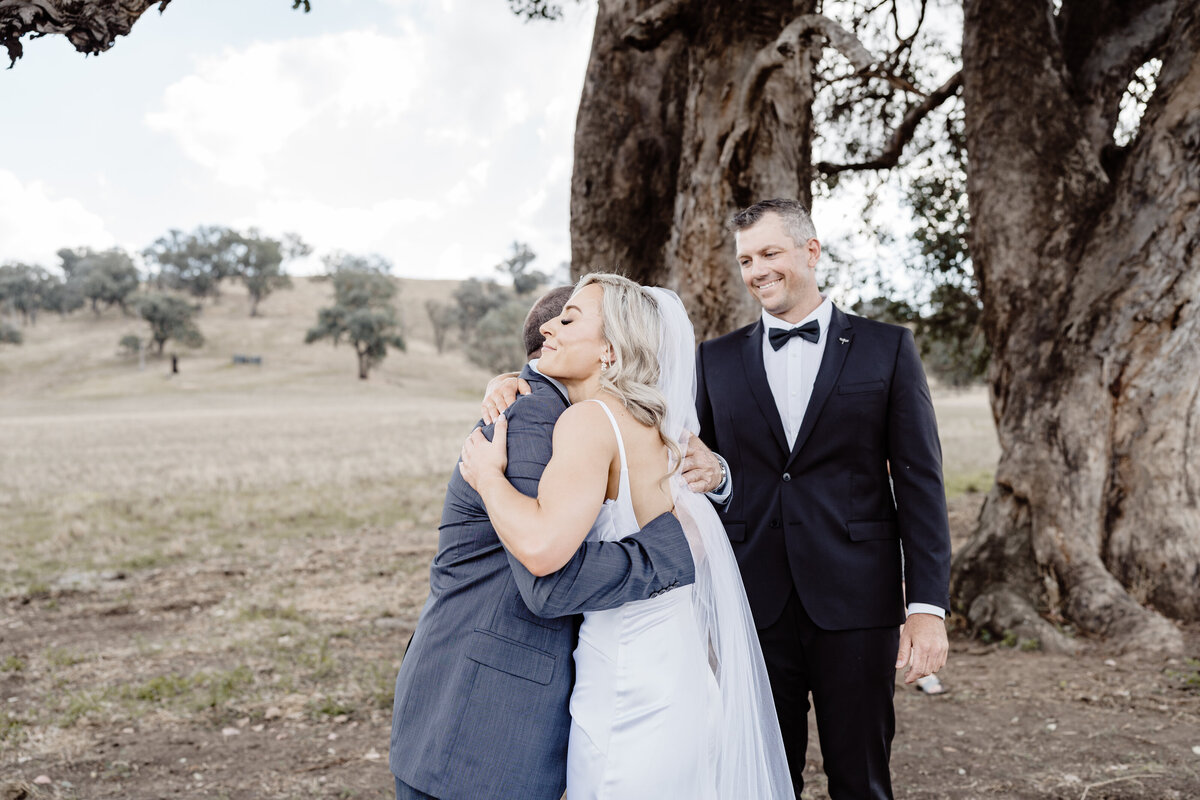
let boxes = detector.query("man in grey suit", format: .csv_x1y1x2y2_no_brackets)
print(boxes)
389,287,696,800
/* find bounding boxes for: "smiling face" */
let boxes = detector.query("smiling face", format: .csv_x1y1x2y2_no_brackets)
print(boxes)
735,211,823,324
536,283,610,383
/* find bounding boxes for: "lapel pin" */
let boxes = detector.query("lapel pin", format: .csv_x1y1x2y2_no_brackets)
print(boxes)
839,337,849,345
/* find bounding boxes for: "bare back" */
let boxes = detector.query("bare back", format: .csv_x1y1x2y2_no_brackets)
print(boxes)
592,394,676,528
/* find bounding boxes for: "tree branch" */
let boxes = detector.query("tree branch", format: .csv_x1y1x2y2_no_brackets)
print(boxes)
621,0,695,51
816,70,963,174
1,0,171,65
719,13,919,171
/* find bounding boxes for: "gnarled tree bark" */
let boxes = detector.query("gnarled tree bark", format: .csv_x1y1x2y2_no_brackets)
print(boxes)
572,0,826,341
951,0,1198,654
0,0,169,64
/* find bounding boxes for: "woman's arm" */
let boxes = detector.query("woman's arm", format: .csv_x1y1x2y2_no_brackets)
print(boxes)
460,402,614,577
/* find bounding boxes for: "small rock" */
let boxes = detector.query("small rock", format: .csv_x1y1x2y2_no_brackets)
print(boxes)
333,714,349,724
363,749,382,761
1104,658,1117,667
327,747,336,756
328,733,338,741
122,727,134,734
264,706,282,720
33,776,51,785
1010,716,1019,724
221,727,240,737
179,758,187,764
252,724,265,732
1047,723,1057,731
1063,775,1081,784
237,717,250,728
956,768,966,775
1192,745,1200,756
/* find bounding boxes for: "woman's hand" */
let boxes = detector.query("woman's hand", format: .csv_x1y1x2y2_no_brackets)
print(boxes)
459,412,509,491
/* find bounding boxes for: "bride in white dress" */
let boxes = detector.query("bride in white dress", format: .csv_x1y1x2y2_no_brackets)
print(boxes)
460,273,793,800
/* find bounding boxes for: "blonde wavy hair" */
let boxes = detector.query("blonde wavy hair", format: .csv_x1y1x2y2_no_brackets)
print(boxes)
574,272,682,473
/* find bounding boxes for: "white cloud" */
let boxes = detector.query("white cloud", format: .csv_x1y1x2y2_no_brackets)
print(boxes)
146,27,426,189
0,171,116,267
136,0,596,279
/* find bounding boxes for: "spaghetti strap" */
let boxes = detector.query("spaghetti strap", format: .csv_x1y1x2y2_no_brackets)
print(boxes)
585,398,628,475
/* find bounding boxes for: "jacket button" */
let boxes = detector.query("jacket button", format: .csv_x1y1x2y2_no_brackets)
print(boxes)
769,519,780,528
782,473,791,482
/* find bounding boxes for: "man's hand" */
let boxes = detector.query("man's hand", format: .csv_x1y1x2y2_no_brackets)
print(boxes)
895,612,949,684
680,432,722,494
482,374,530,424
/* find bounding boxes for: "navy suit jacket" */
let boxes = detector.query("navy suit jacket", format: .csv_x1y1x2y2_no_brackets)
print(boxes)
696,305,951,631
389,365,695,800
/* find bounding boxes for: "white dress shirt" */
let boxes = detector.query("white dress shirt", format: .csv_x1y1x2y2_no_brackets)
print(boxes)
760,301,945,620
761,299,833,449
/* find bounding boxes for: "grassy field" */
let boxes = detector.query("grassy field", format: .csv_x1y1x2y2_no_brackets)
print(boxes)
2,279,1195,799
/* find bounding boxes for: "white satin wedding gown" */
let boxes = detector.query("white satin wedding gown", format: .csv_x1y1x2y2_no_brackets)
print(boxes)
565,399,721,800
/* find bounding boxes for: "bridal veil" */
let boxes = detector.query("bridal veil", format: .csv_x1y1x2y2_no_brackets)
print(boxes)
645,287,796,800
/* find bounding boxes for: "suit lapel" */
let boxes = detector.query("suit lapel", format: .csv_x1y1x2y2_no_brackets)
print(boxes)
740,321,790,456
786,305,854,467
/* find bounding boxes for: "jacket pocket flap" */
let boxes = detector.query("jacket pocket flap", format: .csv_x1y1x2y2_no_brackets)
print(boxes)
847,520,899,541
837,380,886,395
465,629,556,685
723,522,746,542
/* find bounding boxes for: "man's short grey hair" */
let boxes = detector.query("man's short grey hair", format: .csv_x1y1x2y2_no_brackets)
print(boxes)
729,199,818,247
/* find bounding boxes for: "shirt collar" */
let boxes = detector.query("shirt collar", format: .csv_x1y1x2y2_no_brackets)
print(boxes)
761,295,832,334
527,358,570,401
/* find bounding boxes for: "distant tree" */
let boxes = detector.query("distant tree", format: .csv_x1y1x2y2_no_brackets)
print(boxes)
226,230,309,316
494,241,548,296
0,263,52,325
40,273,85,317
305,257,405,380
452,278,510,338
425,299,457,355
134,293,204,355
467,298,533,374
0,321,21,346
143,226,238,303
321,250,392,275
118,334,143,357
57,247,140,315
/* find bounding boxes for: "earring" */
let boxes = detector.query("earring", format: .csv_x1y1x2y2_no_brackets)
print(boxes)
600,359,609,373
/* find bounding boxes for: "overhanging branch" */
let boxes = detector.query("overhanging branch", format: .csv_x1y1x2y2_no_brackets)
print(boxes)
1,0,171,65
816,71,963,174
621,0,696,51
719,13,919,171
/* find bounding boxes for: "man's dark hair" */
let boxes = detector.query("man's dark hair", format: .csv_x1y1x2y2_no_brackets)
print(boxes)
523,285,574,358
729,198,818,245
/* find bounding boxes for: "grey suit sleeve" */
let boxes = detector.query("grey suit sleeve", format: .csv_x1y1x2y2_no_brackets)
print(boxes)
507,512,696,619
495,393,696,620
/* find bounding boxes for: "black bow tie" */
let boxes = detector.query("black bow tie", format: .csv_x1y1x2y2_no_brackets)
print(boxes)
768,320,821,350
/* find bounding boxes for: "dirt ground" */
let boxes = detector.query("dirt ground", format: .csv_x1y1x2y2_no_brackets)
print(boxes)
3,493,1198,800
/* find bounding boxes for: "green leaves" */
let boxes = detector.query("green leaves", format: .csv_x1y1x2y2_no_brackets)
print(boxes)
305,257,405,379
134,293,204,354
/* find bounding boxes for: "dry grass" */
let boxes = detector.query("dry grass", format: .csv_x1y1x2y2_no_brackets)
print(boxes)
0,280,1021,798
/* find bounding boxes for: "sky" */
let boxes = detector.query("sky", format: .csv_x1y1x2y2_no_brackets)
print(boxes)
1,0,598,280
0,0,949,290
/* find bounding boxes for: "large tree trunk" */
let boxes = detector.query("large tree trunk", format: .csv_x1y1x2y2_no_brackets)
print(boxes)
952,0,1199,653
572,0,818,341
0,0,169,64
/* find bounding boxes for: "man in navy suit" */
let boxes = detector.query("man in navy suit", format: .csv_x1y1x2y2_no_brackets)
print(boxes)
695,199,951,799
389,288,695,800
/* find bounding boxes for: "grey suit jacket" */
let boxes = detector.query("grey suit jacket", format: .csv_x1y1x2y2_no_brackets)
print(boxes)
389,365,696,800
